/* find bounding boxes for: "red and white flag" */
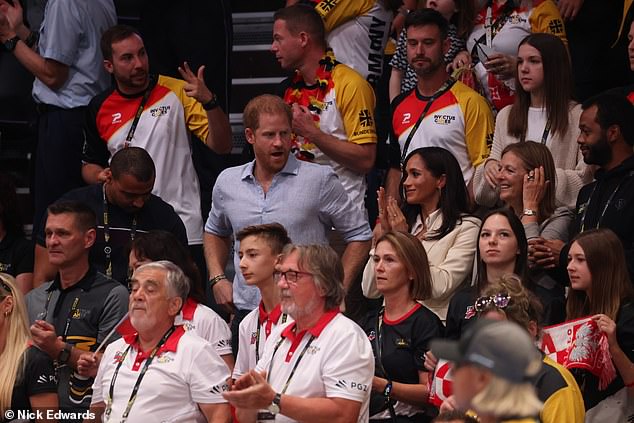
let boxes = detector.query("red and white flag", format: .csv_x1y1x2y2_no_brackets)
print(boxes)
428,359,453,407
540,316,616,390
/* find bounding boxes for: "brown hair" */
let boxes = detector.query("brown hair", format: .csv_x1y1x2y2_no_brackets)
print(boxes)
566,229,634,320
507,33,573,141
375,231,433,300
243,94,292,131
236,222,292,255
500,141,557,220
273,4,326,49
480,274,544,332
100,24,142,61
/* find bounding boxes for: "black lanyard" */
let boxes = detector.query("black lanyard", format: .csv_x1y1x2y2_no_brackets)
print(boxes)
400,79,455,167
579,173,632,232
255,313,288,363
266,332,316,394
105,326,176,422
123,86,152,149
540,120,551,144
40,290,80,340
102,184,137,278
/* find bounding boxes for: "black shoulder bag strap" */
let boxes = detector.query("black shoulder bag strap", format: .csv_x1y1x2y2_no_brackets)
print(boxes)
400,79,456,167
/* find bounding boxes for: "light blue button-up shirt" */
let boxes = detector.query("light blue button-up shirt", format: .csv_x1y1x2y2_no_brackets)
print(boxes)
32,0,116,108
205,155,372,311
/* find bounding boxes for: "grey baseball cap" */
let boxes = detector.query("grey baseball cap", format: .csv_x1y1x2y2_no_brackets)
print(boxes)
430,319,542,383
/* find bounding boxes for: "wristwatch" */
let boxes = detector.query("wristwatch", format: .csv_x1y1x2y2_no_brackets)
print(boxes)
522,208,537,217
267,393,282,414
202,93,219,111
3,35,20,53
57,343,72,364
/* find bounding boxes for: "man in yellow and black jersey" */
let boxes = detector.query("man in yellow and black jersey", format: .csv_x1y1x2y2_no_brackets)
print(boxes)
272,5,378,213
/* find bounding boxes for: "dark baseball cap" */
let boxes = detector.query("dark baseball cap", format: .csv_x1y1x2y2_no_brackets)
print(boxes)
430,319,542,383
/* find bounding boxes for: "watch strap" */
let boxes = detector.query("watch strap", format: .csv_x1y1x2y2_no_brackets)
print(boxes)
202,93,219,111
3,35,20,53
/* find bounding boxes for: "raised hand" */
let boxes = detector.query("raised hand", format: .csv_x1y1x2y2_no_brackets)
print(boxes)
177,61,214,104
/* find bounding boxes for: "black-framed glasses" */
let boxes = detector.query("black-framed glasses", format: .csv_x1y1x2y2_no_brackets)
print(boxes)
273,270,313,284
474,292,511,312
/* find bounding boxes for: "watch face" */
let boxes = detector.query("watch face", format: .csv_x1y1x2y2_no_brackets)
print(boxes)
267,403,280,414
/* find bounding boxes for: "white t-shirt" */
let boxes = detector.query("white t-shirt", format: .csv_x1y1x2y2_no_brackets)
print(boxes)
255,311,374,423
175,298,232,357
233,303,292,379
92,327,230,423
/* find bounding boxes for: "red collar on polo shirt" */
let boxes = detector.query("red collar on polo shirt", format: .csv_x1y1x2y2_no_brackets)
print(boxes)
123,325,186,371
280,309,339,362
259,302,283,338
181,298,198,321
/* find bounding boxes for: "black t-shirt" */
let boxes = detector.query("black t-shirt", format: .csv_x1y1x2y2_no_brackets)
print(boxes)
36,183,187,284
0,232,33,277
5,346,57,422
363,304,444,383
572,301,634,410
445,286,477,340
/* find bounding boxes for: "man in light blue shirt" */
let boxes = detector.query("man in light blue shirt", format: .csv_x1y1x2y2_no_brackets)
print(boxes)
204,94,372,351
0,0,116,231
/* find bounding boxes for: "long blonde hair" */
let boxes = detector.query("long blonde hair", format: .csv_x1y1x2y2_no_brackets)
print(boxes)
0,273,31,415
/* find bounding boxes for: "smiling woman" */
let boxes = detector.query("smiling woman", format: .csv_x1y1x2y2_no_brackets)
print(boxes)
474,33,594,210
363,147,480,322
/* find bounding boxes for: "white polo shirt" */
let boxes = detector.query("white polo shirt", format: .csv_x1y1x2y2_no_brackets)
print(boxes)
175,298,232,357
233,302,292,379
255,310,374,423
92,326,230,423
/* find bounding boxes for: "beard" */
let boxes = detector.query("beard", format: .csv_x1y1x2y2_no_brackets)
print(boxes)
583,136,612,166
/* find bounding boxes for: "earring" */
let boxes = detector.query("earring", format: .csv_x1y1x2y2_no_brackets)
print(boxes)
3,311,8,317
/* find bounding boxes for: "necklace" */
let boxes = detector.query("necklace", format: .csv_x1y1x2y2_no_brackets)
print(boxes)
283,48,337,161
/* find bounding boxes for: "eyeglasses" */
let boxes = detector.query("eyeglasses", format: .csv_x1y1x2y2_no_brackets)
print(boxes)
273,270,313,284
474,292,511,312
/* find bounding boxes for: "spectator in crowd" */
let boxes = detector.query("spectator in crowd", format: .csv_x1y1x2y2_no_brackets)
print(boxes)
232,223,292,381
387,8,493,201
431,319,544,423
24,201,128,420
224,244,374,423
445,209,553,338
272,4,378,211
0,273,57,422
531,93,634,280
475,33,592,210
363,231,443,421
81,24,232,273
0,173,33,294
363,147,480,321
389,1,475,100
491,142,569,324
0,0,116,230
475,274,585,423
565,229,634,412
432,410,478,423
88,261,231,423
289,0,394,87
204,94,371,352
33,147,187,287
127,230,233,370
434,274,584,423
451,0,567,112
